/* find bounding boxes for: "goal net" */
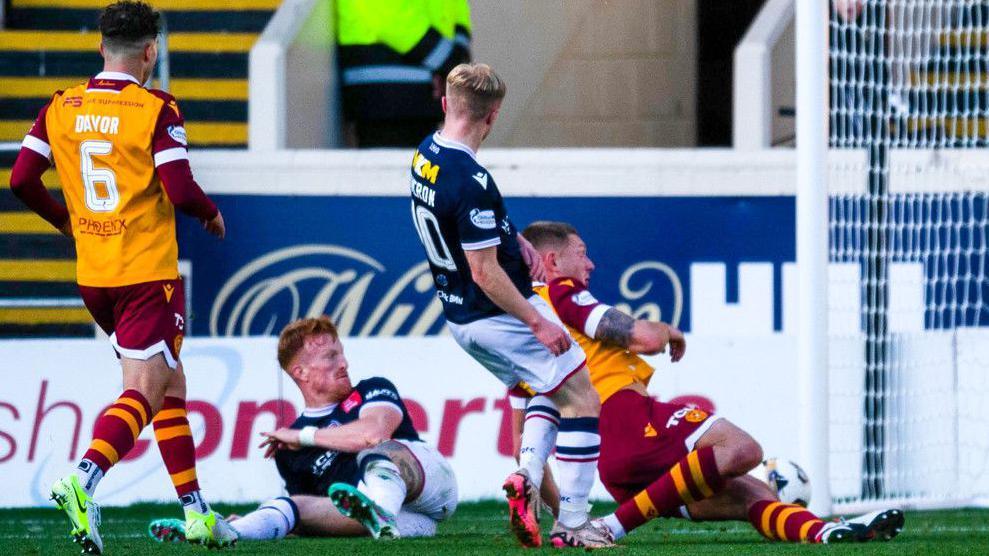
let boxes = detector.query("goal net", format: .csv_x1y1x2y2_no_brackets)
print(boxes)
828,0,989,511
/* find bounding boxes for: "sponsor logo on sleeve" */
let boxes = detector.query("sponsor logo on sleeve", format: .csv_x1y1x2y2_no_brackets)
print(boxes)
167,125,188,146
572,291,598,306
469,208,497,230
342,391,363,413
365,388,399,402
471,172,488,189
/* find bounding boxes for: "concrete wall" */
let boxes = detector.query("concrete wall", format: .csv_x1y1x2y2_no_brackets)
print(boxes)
771,18,795,146
471,0,698,147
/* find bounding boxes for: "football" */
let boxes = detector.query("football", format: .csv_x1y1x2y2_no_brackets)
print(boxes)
753,458,812,507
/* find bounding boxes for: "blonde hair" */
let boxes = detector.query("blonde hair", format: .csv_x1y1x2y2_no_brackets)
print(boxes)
446,63,507,121
277,316,339,370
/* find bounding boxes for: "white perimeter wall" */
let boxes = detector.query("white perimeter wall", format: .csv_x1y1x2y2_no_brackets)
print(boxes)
3,148,988,508
2,332,986,508
0,336,797,507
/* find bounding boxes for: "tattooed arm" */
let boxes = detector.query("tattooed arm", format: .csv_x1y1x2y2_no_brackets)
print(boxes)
546,277,685,361
594,307,686,362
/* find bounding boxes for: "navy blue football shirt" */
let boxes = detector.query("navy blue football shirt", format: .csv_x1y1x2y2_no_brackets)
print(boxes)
408,131,532,324
274,377,420,496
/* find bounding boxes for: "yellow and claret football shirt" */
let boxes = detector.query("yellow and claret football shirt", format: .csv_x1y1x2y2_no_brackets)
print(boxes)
22,71,190,287
535,278,655,403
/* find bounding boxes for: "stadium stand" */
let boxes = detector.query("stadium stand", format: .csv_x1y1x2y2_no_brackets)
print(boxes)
0,0,279,337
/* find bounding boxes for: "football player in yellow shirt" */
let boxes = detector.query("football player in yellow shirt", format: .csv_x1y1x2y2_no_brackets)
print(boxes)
511,221,903,545
10,2,231,553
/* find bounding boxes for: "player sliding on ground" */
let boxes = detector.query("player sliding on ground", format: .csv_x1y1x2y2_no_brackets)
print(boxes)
9,1,231,552
408,64,612,548
512,221,905,545
148,317,458,543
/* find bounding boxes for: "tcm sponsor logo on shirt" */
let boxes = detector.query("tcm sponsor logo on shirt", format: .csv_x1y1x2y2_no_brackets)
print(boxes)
412,150,440,184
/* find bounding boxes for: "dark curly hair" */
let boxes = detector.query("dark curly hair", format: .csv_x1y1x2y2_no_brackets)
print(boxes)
99,1,160,52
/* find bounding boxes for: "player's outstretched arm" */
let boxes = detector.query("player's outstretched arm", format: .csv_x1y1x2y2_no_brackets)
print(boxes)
260,406,402,457
465,246,571,355
595,307,686,361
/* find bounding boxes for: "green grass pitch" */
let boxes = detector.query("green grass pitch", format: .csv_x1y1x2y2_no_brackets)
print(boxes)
2,502,986,555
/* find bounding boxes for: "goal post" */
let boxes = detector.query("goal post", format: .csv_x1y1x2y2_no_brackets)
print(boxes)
796,0,832,519
820,0,989,513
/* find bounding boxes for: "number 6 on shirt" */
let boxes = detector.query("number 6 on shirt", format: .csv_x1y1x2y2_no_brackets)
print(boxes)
80,139,119,212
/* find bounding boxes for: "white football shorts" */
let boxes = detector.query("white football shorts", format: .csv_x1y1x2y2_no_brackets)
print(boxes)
398,439,458,522
447,294,587,394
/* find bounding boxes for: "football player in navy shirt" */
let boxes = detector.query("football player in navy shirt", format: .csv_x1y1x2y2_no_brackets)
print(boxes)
408,62,612,549
149,317,457,543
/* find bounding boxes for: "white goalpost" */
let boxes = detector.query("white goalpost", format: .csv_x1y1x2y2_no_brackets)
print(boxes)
802,0,989,514
797,0,832,519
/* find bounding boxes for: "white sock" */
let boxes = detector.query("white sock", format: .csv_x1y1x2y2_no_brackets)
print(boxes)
518,395,559,487
555,417,600,528
231,497,297,540
396,510,438,537
74,459,103,497
181,490,211,517
601,513,626,540
358,458,406,516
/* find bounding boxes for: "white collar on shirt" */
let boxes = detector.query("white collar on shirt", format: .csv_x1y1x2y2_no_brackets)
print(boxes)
433,131,477,159
302,403,339,418
93,71,141,85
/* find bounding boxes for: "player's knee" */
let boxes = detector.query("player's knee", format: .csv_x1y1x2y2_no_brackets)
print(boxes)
739,438,763,472
550,366,602,417
356,440,400,466
572,378,601,417
725,436,762,475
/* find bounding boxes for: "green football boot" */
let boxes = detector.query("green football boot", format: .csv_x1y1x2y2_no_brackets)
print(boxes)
50,474,103,554
184,509,238,548
147,517,187,543
328,482,399,539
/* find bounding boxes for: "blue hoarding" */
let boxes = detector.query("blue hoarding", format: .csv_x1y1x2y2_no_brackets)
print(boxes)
177,195,796,337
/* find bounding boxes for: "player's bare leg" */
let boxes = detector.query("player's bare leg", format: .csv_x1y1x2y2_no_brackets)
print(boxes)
540,464,560,519
294,496,368,536
693,419,764,478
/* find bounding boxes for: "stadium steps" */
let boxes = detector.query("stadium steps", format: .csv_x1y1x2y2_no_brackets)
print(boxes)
0,150,92,337
900,7,989,143
0,0,280,148
0,1,278,337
